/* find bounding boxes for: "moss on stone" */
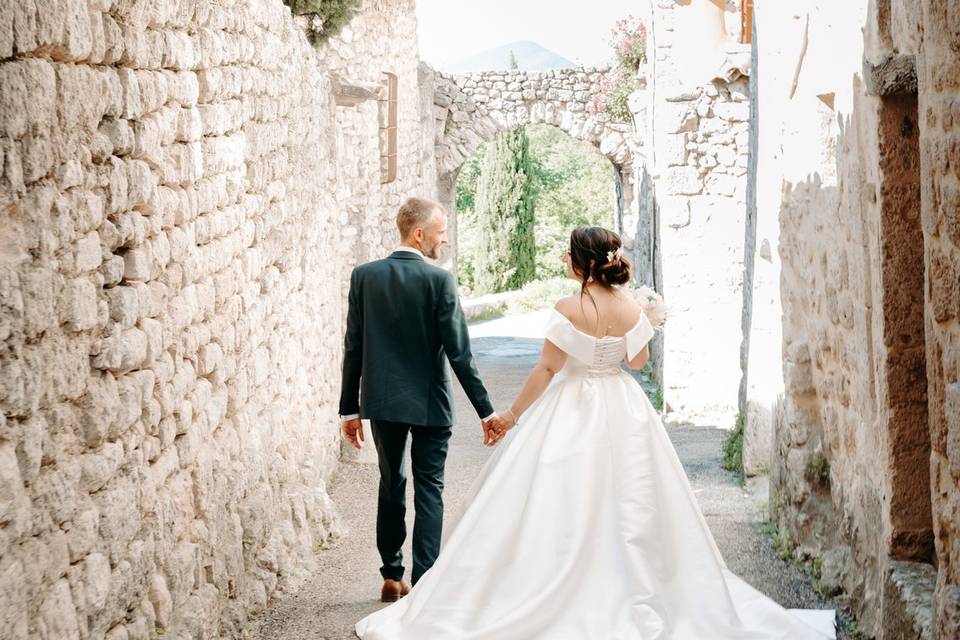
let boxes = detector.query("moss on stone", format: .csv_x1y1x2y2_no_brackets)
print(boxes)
804,452,831,489
284,0,360,45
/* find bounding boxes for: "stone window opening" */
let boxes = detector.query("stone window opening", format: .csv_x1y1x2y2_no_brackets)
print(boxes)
380,72,398,184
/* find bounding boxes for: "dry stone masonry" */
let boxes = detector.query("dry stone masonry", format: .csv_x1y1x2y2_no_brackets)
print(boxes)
3,0,960,639
0,0,434,637
751,0,959,637
638,0,752,427
433,67,634,175
431,67,647,281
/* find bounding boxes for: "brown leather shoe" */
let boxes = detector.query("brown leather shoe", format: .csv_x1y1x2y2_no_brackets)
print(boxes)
380,579,411,603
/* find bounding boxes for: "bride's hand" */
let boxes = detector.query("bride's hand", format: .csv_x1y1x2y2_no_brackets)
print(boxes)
487,410,518,446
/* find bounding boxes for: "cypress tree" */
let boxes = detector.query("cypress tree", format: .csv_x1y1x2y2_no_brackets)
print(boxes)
473,125,537,294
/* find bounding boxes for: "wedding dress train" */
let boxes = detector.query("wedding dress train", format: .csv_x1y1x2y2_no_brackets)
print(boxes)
355,309,836,639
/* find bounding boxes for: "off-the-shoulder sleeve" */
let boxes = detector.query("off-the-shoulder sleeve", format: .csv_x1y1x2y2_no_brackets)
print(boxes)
543,309,595,363
625,311,655,360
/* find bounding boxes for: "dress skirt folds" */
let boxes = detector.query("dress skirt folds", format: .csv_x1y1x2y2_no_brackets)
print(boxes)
355,310,836,639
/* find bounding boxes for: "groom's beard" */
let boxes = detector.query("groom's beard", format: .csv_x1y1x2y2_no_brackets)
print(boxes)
424,243,446,261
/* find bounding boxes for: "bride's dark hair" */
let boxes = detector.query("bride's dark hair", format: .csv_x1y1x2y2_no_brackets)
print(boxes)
569,226,633,291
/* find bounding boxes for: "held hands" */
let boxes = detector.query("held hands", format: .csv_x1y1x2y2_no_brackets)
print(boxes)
481,409,518,447
341,418,364,449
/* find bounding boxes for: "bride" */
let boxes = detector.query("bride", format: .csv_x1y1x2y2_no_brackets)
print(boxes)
355,226,836,639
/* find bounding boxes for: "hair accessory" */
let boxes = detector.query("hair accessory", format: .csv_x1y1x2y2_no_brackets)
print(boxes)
606,247,624,263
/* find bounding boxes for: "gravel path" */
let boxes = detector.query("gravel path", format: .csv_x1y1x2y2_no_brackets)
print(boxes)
252,329,851,639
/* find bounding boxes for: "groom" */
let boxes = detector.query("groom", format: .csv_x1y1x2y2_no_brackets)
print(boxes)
339,197,497,602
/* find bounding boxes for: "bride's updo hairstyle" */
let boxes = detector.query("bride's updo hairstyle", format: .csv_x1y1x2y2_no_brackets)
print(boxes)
569,226,633,289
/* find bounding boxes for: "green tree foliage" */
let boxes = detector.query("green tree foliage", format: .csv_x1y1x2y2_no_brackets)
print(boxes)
457,125,614,293
284,0,360,46
472,126,537,294
526,125,615,278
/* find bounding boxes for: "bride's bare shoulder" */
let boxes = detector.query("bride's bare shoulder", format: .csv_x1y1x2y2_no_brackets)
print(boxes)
553,295,580,320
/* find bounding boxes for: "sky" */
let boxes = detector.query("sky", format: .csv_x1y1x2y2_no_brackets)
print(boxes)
416,0,640,70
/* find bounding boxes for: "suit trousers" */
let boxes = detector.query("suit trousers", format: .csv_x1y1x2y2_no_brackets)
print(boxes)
370,419,453,584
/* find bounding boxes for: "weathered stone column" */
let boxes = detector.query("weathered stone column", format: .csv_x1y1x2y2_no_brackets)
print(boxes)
643,0,751,426
917,1,960,635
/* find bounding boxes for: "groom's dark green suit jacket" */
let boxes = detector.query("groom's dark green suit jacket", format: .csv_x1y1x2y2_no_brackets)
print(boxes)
338,250,494,427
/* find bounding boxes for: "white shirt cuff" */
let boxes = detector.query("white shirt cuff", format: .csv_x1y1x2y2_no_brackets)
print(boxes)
482,412,497,422
340,414,360,421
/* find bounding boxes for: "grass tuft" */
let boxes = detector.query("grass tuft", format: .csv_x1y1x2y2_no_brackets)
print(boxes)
721,413,745,485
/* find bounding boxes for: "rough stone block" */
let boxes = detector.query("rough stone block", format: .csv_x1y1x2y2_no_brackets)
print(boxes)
713,101,749,122
0,558,28,640
21,266,56,338
117,68,142,120
102,256,125,287
59,278,99,331
716,146,737,167
122,247,152,283
92,327,148,372
197,342,222,376
66,507,99,563
819,545,850,595
75,232,103,273
705,173,739,196
784,361,814,395
148,573,172,629
15,414,43,485
938,585,960,639
662,134,687,167
658,101,699,133
880,560,936,639
79,443,123,493
0,444,28,530
140,318,163,362
126,159,156,208
864,53,917,96
662,166,702,195
39,579,81,640
106,286,138,328
0,59,57,139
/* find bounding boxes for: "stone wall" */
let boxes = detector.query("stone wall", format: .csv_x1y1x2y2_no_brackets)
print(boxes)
0,0,431,637
431,67,643,277
639,0,751,426
433,68,634,175
917,1,960,636
319,2,436,270
752,0,951,636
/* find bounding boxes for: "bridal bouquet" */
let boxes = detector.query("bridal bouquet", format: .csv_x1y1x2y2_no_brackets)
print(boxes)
626,283,667,331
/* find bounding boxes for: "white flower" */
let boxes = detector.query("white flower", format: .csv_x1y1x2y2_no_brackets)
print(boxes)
606,246,624,262
626,284,667,330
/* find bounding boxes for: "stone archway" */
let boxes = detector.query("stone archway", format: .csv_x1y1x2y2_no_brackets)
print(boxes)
429,67,651,284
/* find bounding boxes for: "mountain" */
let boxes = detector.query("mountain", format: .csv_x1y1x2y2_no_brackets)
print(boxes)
442,41,576,73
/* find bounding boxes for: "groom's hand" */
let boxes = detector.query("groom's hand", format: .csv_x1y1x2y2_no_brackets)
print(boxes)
341,418,364,449
481,417,498,447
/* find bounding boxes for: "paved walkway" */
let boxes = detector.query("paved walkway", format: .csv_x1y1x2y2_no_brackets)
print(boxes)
252,315,850,639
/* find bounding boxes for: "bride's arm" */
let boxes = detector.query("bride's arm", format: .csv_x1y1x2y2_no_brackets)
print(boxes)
500,339,567,427
625,344,650,369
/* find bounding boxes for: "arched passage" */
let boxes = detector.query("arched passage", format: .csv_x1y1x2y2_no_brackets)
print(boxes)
430,67,650,285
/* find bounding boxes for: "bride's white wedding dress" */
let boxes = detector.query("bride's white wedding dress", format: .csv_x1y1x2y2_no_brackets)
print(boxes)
355,309,836,639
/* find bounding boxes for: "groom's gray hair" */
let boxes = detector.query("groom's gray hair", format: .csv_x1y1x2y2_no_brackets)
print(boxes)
397,197,445,239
